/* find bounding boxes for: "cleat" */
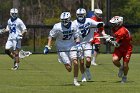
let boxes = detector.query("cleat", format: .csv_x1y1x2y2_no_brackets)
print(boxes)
11,66,19,70
121,76,127,83
91,61,98,66
74,81,80,86
85,69,92,80
81,74,87,82
118,67,123,78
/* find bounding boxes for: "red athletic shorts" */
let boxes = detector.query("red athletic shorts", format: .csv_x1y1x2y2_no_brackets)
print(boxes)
112,47,132,63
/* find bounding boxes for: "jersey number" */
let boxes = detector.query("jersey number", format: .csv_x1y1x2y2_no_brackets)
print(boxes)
63,34,72,40
10,24,16,33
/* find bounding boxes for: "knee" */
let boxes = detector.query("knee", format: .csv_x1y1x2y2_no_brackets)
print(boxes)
65,64,72,72
73,59,78,66
112,56,119,63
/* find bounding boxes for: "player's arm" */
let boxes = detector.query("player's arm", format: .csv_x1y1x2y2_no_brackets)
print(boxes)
0,26,9,34
44,25,58,54
90,19,104,28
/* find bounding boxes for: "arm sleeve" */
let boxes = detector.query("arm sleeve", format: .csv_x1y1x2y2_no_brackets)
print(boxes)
48,24,58,38
19,20,27,32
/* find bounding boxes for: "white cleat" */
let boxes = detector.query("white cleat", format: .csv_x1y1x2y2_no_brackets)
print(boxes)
74,81,80,86
121,76,127,83
81,76,87,82
91,61,98,66
11,66,19,70
85,69,92,80
118,67,123,78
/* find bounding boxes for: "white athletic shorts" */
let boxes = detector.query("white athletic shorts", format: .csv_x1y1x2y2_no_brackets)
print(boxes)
5,39,21,50
81,42,92,57
57,46,77,64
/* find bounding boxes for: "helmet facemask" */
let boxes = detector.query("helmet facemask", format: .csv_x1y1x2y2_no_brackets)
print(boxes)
76,13,86,22
110,16,123,27
61,18,71,27
10,8,18,19
76,8,86,23
60,12,71,28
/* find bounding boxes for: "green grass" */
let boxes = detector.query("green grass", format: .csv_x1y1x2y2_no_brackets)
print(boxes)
0,54,139,93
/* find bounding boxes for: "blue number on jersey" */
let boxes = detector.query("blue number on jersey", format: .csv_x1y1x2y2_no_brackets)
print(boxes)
62,30,73,40
10,24,16,33
79,23,90,38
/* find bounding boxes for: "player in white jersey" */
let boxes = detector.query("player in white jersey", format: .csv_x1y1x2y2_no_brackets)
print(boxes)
0,8,27,70
73,8,104,82
44,12,81,86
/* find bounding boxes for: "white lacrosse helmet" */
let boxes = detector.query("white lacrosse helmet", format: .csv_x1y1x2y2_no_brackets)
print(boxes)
94,9,102,18
60,12,71,27
110,16,123,26
10,8,18,18
76,8,86,23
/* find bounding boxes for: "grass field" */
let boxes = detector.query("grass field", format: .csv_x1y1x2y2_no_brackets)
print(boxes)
0,54,139,93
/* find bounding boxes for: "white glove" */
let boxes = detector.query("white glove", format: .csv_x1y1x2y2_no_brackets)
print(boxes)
103,34,111,39
110,41,120,47
0,28,5,34
17,35,23,39
76,44,83,51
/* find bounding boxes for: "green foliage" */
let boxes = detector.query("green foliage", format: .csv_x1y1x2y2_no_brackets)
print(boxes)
44,17,60,25
132,30,140,45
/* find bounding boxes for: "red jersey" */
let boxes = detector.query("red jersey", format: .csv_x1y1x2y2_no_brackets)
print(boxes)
91,16,104,44
112,26,132,62
112,26,132,50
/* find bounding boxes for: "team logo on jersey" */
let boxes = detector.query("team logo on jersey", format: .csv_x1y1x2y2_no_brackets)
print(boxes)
62,30,74,40
79,22,90,38
9,24,16,33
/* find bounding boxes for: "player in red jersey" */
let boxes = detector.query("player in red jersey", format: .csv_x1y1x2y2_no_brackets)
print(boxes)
90,9,107,66
108,16,133,83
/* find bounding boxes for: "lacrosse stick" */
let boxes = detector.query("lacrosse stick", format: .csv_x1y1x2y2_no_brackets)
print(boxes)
19,50,32,59
94,35,114,39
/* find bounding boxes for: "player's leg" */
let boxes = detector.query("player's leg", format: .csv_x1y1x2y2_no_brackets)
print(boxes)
64,64,72,72
70,48,80,86
72,58,80,86
84,43,92,80
5,40,15,59
11,40,21,70
91,44,100,66
11,49,20,70
121,50,132,83
112,49,123,78
58,52,72,72
79,58,86,82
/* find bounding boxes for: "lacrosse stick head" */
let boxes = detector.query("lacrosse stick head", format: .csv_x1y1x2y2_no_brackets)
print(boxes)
19,50,32,59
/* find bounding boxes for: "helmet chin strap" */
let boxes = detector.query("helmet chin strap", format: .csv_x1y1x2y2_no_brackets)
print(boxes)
77,17,86,23
62,22,71,28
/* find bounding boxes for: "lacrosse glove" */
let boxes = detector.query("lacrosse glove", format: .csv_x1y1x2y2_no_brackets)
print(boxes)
76,43,83,52
17,35,23,39
44,45,51,54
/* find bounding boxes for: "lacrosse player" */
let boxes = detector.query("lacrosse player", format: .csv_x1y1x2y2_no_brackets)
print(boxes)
90,9,107,66
0,8,27,70
73,8,104,82
44,12,82,86
108,16,132,83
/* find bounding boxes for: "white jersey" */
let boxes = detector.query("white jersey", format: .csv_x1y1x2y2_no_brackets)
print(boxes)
73,18,101,43
6,18,27,40
49,22,79,51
